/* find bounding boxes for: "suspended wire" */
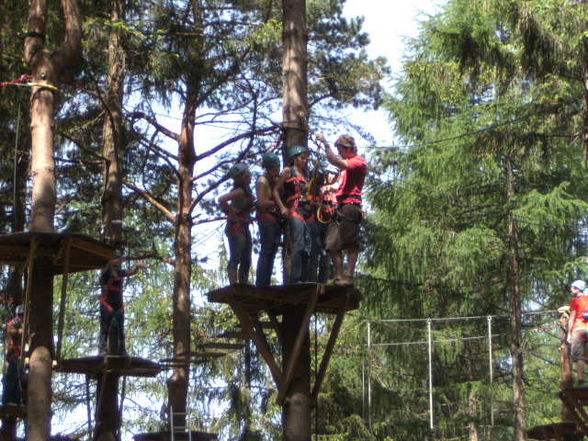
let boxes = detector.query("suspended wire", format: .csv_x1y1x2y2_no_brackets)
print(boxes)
367,96,581,151
366,309,557,324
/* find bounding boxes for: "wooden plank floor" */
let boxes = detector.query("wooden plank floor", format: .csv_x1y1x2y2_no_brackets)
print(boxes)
208,282,361,315
55,356,161,377
134,431,217,441
527,422,581,440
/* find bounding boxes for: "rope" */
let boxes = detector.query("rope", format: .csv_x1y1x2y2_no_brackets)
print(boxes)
371,309,557,324
12,102,21,227
0,74,32,87
0,74,59,91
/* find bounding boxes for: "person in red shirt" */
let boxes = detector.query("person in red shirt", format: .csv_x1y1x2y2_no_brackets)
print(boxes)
316,133,367,286
567,279,588,385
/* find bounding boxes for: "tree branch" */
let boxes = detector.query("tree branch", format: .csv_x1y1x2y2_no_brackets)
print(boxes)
123,181,176,222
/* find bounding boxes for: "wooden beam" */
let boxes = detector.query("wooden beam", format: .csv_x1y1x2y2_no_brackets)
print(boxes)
21,236,38,363
277,284,321,405
560,391,587,428
312,309,346,401
56,237,72,362
227,298,283,386
0,245,30,258
69,236,114,260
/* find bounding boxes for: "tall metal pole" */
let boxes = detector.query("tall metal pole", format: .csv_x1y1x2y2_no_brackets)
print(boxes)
487,315,494,426
362,322,366,420
367,320,372,430
427,319,434,432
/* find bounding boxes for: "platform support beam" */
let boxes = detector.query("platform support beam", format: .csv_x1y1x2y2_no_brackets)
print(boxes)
282,305,311,441
277,285,320,405
227,299,283,385
312,307,345,401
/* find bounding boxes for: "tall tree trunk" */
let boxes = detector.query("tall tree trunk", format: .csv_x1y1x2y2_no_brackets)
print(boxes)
281,0,311,440
506,156,527,441
282,0,308,153
101,0,126,247
167,84,196,432
96,1,125,440
467,386,479,441
582,37,588,166
24,1,81,440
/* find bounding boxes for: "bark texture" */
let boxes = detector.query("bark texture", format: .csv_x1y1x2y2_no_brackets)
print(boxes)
95,1,126,439
23,1,82,440
281,0,311,439
167,82,197,431
101,0,126,247
506,156,527,441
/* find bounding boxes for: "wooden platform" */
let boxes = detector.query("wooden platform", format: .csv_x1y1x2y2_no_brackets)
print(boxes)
134,431,217,441
207,282,361,315
0,232,114,274
0,404,26,419
207,283,361,405
527,422,580,440
55,356,161,378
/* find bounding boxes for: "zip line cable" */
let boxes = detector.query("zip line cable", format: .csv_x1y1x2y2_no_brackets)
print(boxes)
366,98,581,151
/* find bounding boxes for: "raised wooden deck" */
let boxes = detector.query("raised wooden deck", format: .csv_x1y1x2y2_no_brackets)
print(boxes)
0,232,114,274
527,422,580,440
134,431,217,441
208,282,361,314
208,282,361,405
55,355,161,378
0,404,26,419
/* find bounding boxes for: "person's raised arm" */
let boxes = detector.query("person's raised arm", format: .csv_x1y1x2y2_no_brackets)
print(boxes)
315,133,348,171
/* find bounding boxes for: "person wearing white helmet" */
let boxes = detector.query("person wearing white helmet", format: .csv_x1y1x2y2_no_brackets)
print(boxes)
2,304,25,405
219,163,255,285
567,279,588,385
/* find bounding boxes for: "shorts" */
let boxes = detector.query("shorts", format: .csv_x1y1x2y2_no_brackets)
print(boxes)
572,327,588,361
325,203,362,252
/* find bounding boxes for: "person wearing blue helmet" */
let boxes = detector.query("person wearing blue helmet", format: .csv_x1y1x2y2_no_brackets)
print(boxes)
219,163,255,285
568,279,588,385
273,144,314,283
255,153,282,286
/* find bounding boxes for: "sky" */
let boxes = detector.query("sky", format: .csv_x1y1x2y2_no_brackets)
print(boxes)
341,0,443,146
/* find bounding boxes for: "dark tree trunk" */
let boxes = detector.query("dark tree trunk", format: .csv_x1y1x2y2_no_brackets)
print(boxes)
167,83,196,431
281,0,311,439
101,0,126,247
282,309,311,441
96,1,125,440
506,156,527,441
282,0,308,153
24,0,81,439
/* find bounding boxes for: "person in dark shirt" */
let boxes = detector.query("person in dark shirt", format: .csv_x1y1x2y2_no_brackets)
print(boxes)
99,257,145,356
2,304,25,406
